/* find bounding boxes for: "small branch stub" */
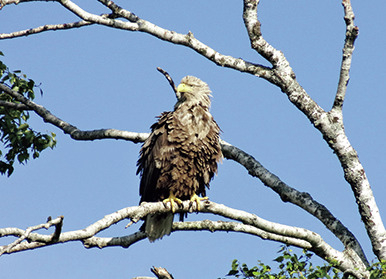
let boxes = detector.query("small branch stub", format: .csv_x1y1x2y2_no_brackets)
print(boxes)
151,266,174,279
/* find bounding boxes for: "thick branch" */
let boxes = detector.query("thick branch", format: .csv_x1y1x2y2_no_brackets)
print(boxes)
0,200,368,278
220,140,368,265
315,1,385,260
321,110,386,261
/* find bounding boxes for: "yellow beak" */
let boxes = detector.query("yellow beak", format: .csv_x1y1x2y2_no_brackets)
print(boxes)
176,83,190,93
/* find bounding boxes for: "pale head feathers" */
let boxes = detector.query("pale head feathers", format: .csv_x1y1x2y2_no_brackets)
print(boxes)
174,76,212,109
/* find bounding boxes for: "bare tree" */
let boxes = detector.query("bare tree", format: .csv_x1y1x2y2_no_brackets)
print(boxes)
0,1,384,278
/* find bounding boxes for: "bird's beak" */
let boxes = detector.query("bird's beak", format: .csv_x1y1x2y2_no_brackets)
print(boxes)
176,83,189,93
176,83,189,100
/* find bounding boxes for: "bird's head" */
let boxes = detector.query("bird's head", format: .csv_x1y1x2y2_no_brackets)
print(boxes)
174,76,212,109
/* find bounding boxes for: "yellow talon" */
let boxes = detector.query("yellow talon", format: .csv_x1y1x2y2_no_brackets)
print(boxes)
162,191,183,213
190,194,208,211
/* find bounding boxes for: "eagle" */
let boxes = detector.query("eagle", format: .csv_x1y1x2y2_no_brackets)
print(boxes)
136,75,222,242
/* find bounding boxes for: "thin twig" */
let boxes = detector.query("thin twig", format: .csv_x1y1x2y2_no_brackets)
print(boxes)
0,21,93,40
157,67,177,93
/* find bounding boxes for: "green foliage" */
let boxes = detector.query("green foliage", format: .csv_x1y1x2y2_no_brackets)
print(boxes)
222,246,386,279
368,260,386,279
0,53,56,176
221,246,350,279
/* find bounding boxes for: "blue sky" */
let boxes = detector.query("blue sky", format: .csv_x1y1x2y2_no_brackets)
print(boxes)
1,1,385,278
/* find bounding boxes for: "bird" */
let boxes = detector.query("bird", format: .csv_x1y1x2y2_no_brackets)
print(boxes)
136,75,222,242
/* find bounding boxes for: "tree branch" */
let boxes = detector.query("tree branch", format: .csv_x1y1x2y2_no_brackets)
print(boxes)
243,0,386,262
333,0,359,110
0,13,118,40
0,216,63,255
243,0,286,67
0,0,273,80
150,267,174,279
0,100,31,110
0,21,93,40
83,231,147,249
0,0,55,9
174,220,312,249
0,200,368,278
221,140,368,265
315,1,385,261
83,220,312,250
157,67,177,93
242,0,325,123
0,83,149,143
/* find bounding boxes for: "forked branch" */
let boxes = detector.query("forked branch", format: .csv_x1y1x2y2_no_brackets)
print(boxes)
0,216,63,256
242,0,386,261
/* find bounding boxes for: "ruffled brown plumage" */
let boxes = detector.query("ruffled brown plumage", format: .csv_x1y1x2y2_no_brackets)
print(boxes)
136,76,222,242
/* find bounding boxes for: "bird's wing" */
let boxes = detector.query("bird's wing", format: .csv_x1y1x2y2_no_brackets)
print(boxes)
137,112,171,203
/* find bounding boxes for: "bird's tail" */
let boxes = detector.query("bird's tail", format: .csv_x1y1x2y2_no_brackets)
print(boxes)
144,213,173,242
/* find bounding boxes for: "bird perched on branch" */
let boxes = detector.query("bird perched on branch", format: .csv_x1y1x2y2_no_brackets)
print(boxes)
136,75,222,242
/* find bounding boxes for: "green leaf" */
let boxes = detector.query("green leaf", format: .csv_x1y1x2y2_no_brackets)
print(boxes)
231,259,239,271
17,152,29,163
226,270,239,276
18,123,29,131
274,256,284,263
32,151,40,159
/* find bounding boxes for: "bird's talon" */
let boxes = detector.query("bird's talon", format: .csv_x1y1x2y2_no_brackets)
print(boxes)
162,191,183,213
190,194,208,211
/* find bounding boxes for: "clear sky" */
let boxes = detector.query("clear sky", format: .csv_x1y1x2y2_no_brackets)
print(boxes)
1,1,385,278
